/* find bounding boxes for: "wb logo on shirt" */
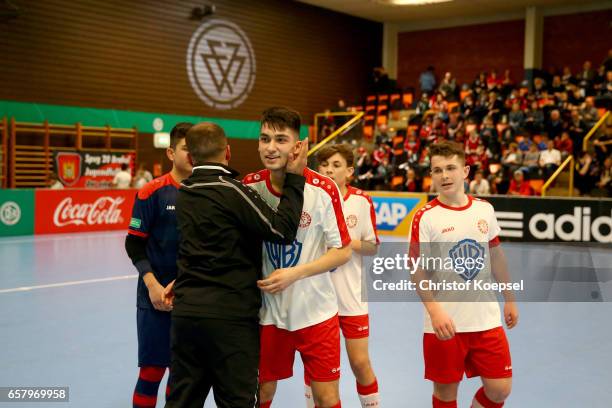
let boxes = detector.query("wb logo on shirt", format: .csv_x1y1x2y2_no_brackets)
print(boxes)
448,239,485,281
265,240,302,269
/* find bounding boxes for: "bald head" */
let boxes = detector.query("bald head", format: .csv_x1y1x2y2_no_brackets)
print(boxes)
186,122,228,166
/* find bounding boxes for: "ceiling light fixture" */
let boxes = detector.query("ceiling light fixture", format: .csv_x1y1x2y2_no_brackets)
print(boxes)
375,0,453,6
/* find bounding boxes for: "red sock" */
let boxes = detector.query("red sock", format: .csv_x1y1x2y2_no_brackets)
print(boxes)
474,387,504,408
133,366,166,408
315,403,341,408
356,378,378,395
433,395,457,408
260,401,272,408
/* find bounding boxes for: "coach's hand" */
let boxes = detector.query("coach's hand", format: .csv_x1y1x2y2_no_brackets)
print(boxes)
286,139,309,175
257,267,301,294
504,301,519,329
430,308,456,340
161,280,175,310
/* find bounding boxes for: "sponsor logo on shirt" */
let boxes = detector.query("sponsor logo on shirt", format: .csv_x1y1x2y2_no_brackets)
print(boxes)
448,239,485,281
166,205,175,211
265,240,303,269
442,226,454,234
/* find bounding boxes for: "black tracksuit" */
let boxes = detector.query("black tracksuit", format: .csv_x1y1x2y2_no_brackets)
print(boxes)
166,163,304,408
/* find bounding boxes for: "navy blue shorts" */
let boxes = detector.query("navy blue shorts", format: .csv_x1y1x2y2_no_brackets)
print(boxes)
137,307,171,367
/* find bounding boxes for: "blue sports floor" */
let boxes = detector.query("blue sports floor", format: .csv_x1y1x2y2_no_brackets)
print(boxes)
1,231,611,407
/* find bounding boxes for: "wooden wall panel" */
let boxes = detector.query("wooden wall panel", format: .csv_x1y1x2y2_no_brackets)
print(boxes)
542,10,612,74
397,20,525,90
0,0,381,123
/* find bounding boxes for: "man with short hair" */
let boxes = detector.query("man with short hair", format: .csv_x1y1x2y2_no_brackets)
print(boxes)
243,107,352,408
113,163,132,189
410,141,518,408
125,122,193,408
164,121,308,408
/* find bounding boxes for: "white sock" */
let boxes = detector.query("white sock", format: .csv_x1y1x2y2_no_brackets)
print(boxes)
304,384,315,408
358,391,380,407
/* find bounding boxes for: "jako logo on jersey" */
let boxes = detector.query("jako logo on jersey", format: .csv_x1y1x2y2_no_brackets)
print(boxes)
265,240,303,269
529,207,611,243
448,239,485,281
166,205,175,211
372,196,422,231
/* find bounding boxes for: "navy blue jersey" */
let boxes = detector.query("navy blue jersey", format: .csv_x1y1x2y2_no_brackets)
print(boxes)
128,173,180,309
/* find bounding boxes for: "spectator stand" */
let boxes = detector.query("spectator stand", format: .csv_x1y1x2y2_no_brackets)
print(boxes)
308,111,365,169
9,119,138,188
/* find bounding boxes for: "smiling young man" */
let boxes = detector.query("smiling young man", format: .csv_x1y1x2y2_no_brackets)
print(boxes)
243,107,352,408
317,144,381,408
409,141,519,408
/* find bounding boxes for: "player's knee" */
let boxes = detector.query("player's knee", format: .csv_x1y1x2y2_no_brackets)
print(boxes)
312,386,339,408
259,381,277,402
349,354,372,377
485,382,512,402
433,382,458,401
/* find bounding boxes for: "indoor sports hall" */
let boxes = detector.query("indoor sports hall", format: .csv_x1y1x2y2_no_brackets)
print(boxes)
1,1,611,407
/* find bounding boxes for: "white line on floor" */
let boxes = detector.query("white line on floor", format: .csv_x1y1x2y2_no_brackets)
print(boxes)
0,274,138,294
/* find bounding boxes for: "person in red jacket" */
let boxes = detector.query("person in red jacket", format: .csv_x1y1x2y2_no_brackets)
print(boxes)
507,170,533,196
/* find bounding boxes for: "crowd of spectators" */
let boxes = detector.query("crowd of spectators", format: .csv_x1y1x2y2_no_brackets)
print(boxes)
347,51,612,197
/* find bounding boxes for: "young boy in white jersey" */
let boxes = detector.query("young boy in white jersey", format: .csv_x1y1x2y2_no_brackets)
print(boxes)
409,141,519,408
316,144,381,408
242,107,352,408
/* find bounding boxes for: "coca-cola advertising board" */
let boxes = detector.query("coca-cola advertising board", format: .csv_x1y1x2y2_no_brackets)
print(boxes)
53,151,134,188
34,189,136,234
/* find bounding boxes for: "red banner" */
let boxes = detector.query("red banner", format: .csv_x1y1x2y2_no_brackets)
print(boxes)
34,189,136,234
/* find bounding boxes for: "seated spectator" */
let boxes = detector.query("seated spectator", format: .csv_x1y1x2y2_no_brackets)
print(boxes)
486,69,501,91
520,143,541,179
575,152,599,195
507,170,533,196
405,168,419,192
480,116,499,149
568,109,587,155
466,145,488,174
404,131,420,163
465,129,482,154
525,100,545,133
431,93,449,119
469,170,491,195
539,140,562,179
581,97,599,128
533,77,547,97
550,75,565,96
508,102,525,132
447,109,464,141
133,163,153,189
416,93,430,115
502,143,522,175
430,114,448,141
419,115,434,142
555,131,573,159
472,72,487,95
561,66,574,86
501,69,514,96
518,137,533,152
372,143,390,166
485,91,503,123
593,156,611,196
546,109,564,140
439,71,457,101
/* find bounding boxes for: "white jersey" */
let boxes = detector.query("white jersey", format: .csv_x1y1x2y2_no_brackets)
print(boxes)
243,168,351,331
332,186,379,316
409,195,502,333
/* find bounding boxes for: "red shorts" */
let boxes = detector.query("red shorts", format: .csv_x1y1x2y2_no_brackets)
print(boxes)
339,314,370,339
423,326,512,383
259,315,340,383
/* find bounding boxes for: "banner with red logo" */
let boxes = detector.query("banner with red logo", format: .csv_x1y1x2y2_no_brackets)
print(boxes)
34,189,136,234
53,151,134,188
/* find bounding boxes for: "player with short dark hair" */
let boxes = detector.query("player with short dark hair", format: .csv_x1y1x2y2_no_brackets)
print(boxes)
410,141,518,408
316,143,381,408
243,107,352,408
124,122,193,408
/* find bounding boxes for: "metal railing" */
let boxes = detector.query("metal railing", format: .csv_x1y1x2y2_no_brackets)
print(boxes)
541,154,574,197
308,111,364,158
582,110,609,152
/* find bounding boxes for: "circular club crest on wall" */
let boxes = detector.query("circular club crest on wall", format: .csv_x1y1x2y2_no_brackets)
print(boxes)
346,214,358,229
477,219,489,234
186,19,256,110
